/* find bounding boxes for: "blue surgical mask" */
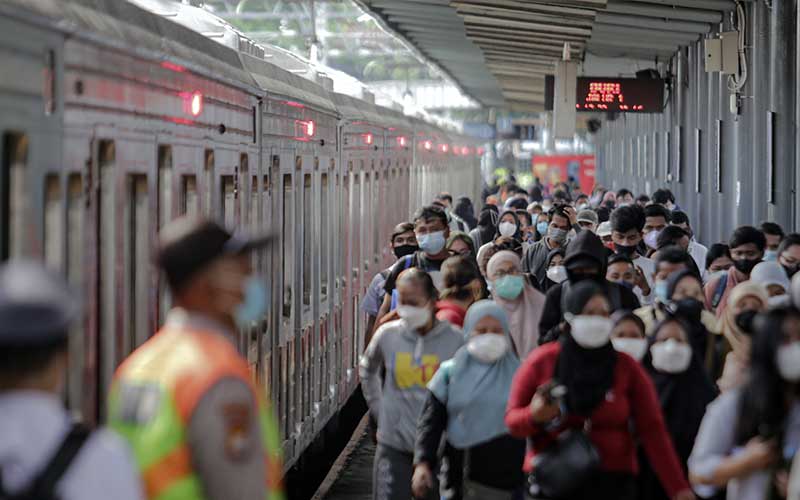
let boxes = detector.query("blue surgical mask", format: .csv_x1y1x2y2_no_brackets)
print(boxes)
764,249,778,262
536,221,549,235
654,280,669,303
417,231,446,255
236,276,269,326
494,275,525,300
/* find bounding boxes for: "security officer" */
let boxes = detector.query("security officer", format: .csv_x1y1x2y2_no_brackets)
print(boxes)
0,260,142,500
108,218,284,500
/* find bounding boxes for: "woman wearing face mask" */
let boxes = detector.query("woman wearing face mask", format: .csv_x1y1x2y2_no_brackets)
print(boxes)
750,261,791,308
639,317,717,500
506,281,694,500
717,282,768,392
413,301,525,500
690,308,800,500
360,268,464,500
486,251,545,358
436,256,485,328
495,210,523,243
610,310,648,362
534,213,550,243
542,249,567,292
469,205,499,250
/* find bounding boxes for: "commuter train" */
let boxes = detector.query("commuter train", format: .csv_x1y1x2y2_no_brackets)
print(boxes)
0,0,482,470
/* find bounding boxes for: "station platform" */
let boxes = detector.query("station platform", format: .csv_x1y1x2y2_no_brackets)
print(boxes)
313,417,374,500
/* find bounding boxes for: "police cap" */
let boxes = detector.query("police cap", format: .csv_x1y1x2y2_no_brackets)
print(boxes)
157,217,274,293
0,260,79,346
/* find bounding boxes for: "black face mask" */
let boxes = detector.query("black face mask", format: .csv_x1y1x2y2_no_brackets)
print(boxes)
733,258,761,275
604,200,616,210
614,243,638,258
735,309,758,334
784,264,799,278
393,244,419,259
671,298,704,323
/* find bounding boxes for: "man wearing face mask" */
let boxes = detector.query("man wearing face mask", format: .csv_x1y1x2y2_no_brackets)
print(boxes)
109,218,284,500
778,233,800,279
704,226,766,319
538,230,641,345
643,205,671,253
377,206,451,325
363,222,418,340
522,205,571,284
611,206,654,304
759,222,785,262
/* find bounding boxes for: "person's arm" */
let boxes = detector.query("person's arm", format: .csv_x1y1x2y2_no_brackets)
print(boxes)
505,351,558,437
187,378,268,500
628,360,692,499
521,244,533,273
414,391,448,468
359,327,386,421
538,287,564,345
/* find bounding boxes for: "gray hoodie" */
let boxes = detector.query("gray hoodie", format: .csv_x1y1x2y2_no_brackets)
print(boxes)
359,318,463,453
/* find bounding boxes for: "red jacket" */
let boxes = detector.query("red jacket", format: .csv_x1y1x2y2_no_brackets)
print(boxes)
435,301,467,328
505,342,690,498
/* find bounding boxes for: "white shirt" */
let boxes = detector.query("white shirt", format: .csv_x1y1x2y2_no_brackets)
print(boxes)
0,391,143,500
632,255,655,305
690,240,709,279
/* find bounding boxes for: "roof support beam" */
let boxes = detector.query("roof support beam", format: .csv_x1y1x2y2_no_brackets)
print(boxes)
604,1,722,23
594,12,711,33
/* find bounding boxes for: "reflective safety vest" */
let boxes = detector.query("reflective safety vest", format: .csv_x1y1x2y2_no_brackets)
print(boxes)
108,327,285,500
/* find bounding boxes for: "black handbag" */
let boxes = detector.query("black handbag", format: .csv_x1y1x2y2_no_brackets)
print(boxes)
527,420,600,499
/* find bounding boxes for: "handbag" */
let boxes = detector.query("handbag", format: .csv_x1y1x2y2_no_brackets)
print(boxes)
527,420,600,499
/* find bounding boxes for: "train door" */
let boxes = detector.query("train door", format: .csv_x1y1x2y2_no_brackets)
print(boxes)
299,153,315,449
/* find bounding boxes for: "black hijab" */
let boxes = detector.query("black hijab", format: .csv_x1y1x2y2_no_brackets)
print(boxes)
542,248,566,292
643,318,717,461
664,269,710,362
556,281,618,416
476,206,499,246
454,196,478,230
495,209,523,241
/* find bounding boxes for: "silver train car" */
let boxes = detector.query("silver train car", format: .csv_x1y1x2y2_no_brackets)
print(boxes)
0,0,482,470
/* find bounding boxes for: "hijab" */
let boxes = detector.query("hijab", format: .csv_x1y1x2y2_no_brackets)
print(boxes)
556,281,618,416
665,270,711,363
643,318,717,461
542,248,566,292
495,209,523,241
476,206,499,248
454,196,478,230
487,251,545,357
428,301,519,448
721,281,769,363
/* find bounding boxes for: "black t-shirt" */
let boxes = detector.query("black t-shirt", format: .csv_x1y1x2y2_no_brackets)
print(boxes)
383,251,446,296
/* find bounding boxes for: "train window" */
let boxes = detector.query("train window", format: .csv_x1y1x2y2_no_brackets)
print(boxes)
362,170,370,272
320,172,329,300
373,169,381,263
126,174,150,350
158,146,173,229
302,173,312,308
282,174,293,320
221,175,235,229
43,175,63,271
181,175,198,216
2,132,28,259
240,154,249,228
98,140,116,406
352,172,360,278
204,149,214,216
251,175,259,232
66,174,84,416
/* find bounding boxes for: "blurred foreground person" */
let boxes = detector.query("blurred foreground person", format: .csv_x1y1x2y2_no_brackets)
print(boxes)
109,219,284,500
0,261,142,500
361,269,463,500
506,281,694,500
717,283,768,392
413,301,525,500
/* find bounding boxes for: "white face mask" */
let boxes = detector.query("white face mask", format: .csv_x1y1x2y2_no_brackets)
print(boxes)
396,304,431,330
546,265,568,284
611,337,648,362
650,339,692,373
467,334,509,363
569,315,614,348
498,221,517,237
776,342,800,382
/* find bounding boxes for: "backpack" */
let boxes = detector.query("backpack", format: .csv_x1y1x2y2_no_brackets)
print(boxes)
0,423,91,500
389,255,416,311
711,273,729,310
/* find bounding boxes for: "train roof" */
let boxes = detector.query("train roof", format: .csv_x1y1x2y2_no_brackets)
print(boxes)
241,54,337,114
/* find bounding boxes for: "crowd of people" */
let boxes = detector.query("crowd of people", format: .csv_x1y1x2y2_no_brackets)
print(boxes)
360,183,800,500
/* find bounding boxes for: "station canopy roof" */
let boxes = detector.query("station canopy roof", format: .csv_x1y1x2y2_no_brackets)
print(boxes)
355,0,736,112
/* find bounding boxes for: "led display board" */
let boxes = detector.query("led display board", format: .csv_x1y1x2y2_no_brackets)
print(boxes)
545,76,665,113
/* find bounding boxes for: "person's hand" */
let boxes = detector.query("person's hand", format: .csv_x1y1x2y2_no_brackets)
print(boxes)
672,489,696,500
530,387,561,424
412,463,434,499
743,437,777,471
774,469,789,498
563,205,577,225
634,266,651,295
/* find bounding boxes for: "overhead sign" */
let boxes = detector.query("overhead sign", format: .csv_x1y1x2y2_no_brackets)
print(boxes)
545,76,665,113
